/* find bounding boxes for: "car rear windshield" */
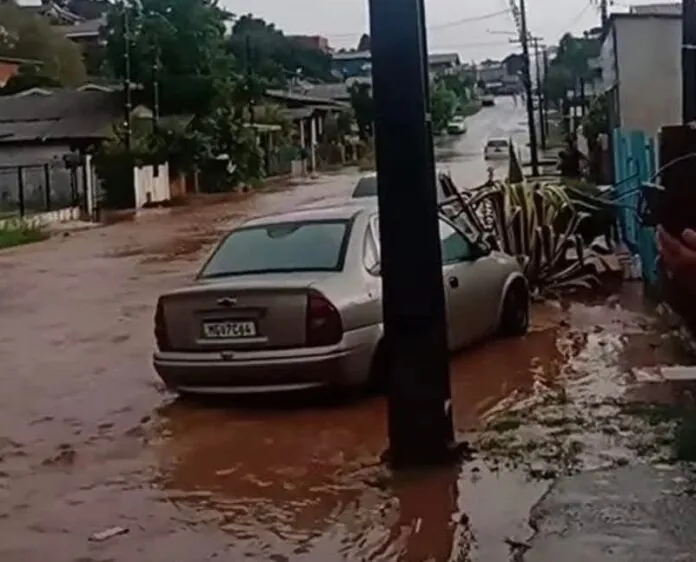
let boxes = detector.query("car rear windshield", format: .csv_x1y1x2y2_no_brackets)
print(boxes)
352,176,378,198
487,140,508,148
198,220,351,278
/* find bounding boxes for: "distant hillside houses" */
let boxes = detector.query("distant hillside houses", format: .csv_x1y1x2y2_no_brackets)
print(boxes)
331,50,463,81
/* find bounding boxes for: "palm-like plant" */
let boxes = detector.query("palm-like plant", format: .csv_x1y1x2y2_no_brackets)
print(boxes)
440,177,619,295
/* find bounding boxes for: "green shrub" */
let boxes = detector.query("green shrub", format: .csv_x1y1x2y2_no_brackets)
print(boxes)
0,219,48,250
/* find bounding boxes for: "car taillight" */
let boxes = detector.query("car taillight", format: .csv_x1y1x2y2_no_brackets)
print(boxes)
154,299,172,351
306,290,343,347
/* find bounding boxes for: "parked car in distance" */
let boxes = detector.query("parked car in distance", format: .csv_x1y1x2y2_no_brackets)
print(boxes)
481,94,495,107
446,116,468,135
351,172,452,202
152,202,529,395
484,138,510,160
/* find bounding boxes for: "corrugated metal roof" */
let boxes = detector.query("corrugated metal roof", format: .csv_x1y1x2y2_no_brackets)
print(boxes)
0,89,122,143
305,83,350,100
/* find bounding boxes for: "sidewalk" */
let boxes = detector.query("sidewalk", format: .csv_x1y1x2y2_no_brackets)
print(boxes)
524,464,696,562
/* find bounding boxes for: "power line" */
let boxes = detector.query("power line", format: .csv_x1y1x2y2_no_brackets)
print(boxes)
323,8,511,38
562,1,595,32
430,40,516,50
429,8,512,30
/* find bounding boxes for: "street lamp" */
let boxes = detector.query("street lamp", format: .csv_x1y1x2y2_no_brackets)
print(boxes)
367,0,456,468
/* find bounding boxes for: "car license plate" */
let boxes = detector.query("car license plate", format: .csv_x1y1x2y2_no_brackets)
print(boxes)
202,320,257,339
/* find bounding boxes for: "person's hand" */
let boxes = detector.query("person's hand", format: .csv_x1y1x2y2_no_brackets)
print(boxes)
657,226,696,281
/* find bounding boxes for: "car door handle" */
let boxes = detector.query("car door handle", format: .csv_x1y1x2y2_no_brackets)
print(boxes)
448,276,459,289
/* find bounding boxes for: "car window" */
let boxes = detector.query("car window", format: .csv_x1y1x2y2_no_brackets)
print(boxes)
439,219,473,264
487,140,508,148
371,216,473,265
199,220,350,278
352,176,378,198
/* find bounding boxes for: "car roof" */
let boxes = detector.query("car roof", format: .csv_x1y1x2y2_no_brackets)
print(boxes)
486,138,509,144
242,201,373,228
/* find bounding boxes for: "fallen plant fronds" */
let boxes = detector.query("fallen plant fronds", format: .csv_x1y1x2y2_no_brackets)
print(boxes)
439,176,621,295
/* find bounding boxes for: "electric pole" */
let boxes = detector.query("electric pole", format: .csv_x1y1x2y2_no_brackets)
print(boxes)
682,0,696,123
122,3,132,151
542,48,550,142
533,38,546,150
367,0,455,469
245,35,255,126
151,46,160,134
600,0,609,28
518,0,540,175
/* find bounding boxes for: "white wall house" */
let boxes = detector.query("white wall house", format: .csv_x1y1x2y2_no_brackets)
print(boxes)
601,11,682,135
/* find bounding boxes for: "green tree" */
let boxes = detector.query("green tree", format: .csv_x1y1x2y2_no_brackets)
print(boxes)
438,73,472,105
103,0,233,114
544,32,601,108
349,82,373,140
0,2,86,86
430,81,458,132
228,15,333,86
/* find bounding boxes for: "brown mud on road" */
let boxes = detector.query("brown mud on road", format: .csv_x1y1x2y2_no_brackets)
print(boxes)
0,173,692,561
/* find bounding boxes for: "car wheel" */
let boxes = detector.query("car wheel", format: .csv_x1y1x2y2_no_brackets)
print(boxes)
500,282,529,337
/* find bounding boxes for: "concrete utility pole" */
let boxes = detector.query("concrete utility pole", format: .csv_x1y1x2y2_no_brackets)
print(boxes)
122,3,132,151
518,0,540,175
244,35,256,126
542,48,550,140
533,38,546,150
600,0,608,27
367,0,455,469
682,0,696,123
151,46,160,134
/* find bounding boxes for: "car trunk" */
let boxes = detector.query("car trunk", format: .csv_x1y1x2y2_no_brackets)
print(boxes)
160,278,319,352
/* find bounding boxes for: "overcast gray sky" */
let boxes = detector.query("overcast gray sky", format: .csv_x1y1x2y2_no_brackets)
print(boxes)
223,0,663,61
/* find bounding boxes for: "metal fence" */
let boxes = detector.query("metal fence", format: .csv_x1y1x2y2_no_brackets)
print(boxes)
612,128,659,288
0,162,85,219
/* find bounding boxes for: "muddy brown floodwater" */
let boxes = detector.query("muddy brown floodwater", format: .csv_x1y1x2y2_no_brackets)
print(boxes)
0,172,692,562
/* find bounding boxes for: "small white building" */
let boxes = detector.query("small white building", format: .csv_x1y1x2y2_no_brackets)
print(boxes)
601,9,682,135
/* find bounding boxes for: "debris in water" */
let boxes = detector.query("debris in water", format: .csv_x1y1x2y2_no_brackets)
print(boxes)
504,537,531,551
89,526,129,542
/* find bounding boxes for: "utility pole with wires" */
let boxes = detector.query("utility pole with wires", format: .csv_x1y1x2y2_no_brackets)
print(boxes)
245,35,255,126
532,38,547,151
122,3,132,151
151,45,160,134
600,0,609,28
682,0,696,123
542,48,550,140
509,0,540,176
367,0,457,469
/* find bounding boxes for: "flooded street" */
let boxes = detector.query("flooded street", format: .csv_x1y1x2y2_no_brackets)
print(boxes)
1,102,693,561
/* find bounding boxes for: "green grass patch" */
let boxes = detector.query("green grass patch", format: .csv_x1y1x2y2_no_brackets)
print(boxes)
0,219,48,250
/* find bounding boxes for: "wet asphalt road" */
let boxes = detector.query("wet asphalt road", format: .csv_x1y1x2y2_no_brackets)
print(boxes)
0,100,690,561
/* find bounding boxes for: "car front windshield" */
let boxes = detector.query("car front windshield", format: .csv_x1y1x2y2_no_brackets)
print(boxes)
198,220,350,278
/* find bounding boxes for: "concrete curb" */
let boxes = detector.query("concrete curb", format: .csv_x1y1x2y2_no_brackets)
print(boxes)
656,302,696,356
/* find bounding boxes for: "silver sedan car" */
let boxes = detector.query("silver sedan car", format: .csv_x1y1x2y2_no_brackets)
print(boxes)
153,202,529,395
